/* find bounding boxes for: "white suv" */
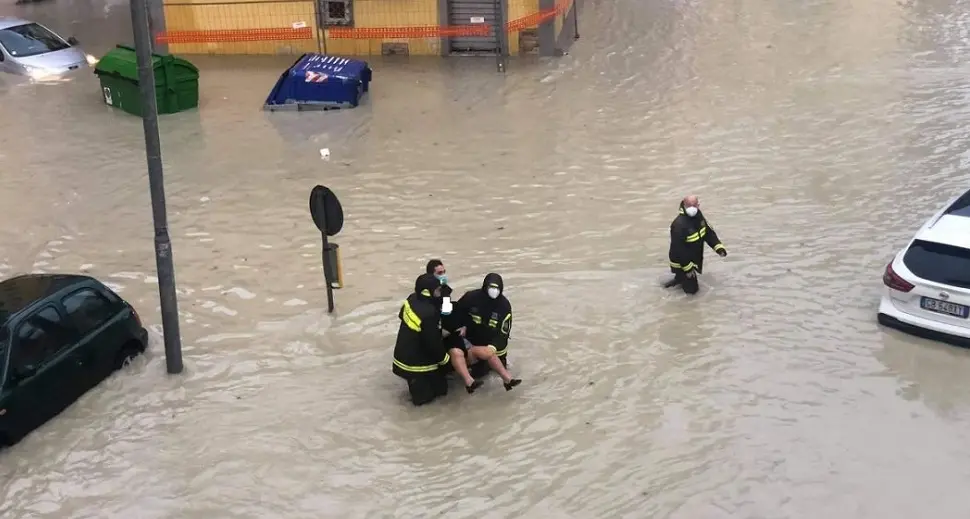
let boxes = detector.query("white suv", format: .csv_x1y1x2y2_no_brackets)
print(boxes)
878,189,970,345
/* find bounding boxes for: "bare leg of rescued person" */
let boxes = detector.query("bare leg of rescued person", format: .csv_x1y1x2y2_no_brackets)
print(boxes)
467,345,522,391
449,347,483,393
444,332,483,393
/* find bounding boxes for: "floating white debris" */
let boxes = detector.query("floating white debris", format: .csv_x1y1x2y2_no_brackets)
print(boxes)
320,148,330,160
224,287,256,300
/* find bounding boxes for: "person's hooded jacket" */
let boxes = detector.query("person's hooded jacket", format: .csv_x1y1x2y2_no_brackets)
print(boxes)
456,273,512,358
668,201,726,275
392,273,450,378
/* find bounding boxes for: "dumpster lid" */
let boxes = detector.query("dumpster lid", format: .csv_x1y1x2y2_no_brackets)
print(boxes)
288,53,369,82
95,45,199,81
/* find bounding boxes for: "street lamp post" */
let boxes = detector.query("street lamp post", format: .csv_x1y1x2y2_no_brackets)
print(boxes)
130,0,184,374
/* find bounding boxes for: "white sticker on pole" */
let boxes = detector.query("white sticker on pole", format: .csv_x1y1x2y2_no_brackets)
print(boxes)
292,21,307,29
470,16,485,24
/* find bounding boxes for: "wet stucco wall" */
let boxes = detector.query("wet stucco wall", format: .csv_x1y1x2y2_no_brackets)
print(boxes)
163,0,321,55
161,0,544,56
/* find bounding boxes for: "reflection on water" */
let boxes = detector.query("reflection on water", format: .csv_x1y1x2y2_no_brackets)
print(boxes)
4,0,970,517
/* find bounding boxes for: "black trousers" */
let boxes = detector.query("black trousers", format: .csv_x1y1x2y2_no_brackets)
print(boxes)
666,270,699,295
406,372,448,406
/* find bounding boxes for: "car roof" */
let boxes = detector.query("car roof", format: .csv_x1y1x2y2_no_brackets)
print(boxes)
0,17,32,31
0,274,92,324
942,188,970,218
916,214,970,250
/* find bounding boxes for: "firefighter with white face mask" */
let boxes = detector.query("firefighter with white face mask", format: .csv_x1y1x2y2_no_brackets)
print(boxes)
665,195,728,294
456,273,522,391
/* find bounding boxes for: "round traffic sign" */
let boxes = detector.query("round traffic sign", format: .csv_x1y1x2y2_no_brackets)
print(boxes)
309,185,344,236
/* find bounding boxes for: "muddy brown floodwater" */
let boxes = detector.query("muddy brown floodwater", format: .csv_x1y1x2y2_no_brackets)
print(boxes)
4,0,970,517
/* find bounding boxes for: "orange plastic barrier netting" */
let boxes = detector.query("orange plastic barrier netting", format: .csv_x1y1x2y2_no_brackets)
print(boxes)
328,25,491,39
156,27,313,44
155,2,572,44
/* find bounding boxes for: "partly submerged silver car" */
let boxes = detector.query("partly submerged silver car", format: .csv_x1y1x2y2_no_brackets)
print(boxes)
0,17,96,80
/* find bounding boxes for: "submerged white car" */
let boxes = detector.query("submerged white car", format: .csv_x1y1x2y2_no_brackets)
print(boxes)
0,17,96,80
878,188,970,346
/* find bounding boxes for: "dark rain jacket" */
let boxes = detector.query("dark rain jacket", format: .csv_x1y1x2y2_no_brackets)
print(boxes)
437,283,461,332
392,275,450,379
436,282,466,350
668,203,726,274
456,273,512,358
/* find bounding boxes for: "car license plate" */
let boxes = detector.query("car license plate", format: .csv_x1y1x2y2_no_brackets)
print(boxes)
920,297,970,318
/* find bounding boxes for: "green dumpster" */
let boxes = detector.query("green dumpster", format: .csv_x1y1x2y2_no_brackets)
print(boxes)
93,45,199,116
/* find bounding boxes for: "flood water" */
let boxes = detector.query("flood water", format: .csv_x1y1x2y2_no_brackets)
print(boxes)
4,0,970,517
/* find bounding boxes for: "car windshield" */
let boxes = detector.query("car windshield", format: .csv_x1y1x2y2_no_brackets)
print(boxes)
0,23,69,58
903,239,970,288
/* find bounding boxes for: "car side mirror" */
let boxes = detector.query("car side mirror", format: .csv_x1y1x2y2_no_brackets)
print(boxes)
67,37,79,46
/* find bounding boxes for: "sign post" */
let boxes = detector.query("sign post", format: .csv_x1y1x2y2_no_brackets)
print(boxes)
573,0,580,40
309,185,344,313
494,0,508,73
132,0,183,374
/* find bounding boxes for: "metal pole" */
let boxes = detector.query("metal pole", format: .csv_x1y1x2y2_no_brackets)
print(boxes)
146,1,154,53
316,2,326,54
573,0,579,39
321,231,335,313
494,0,507,73
316,201,335,313
131,0,183,374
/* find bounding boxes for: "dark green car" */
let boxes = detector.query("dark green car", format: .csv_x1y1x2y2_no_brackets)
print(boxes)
0,274,148,446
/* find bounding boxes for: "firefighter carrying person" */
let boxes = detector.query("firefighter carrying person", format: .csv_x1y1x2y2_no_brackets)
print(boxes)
664,195,728,295
455,273,522,391
425,258,484,394
392,273,457,406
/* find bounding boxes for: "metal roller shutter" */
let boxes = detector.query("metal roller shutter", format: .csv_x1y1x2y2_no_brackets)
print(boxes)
448,0,499,54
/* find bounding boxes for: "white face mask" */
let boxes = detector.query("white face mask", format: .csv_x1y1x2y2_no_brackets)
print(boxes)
440,297,452,315
487,287,500,299
684,206,699,217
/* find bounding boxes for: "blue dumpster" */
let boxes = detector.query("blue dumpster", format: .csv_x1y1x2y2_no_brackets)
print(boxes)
263,53,372,112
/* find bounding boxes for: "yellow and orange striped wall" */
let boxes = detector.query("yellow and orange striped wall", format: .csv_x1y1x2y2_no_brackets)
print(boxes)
159,0,574,56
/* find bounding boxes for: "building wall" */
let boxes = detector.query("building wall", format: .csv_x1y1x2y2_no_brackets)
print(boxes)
163,0,542,56
326,0,440,56
507,0,539,55
554,0,567,38
164,0,320,55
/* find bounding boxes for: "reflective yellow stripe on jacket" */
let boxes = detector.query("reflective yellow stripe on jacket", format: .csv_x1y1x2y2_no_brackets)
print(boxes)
402,300,422,332
685,226,707,243
670,260,698,272
489,314,512,357
395,300,450,373
394,355,450,373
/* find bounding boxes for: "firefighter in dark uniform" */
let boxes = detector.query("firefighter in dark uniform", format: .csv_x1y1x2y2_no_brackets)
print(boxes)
665,195,728,294
425,258,483,393
457,273,522,391
392,273,452,406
